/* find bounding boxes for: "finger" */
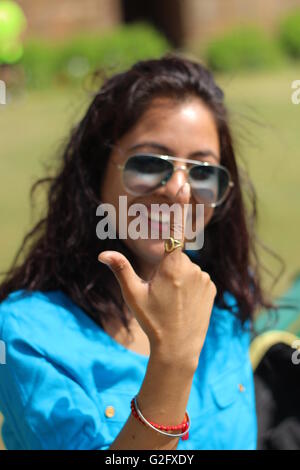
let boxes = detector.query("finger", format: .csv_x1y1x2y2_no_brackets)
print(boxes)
168,182,191,250
98,251,146,303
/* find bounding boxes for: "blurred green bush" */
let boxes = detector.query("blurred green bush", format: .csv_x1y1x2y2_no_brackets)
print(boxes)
21,22,171,88
278,9,300,59
205,26,283,73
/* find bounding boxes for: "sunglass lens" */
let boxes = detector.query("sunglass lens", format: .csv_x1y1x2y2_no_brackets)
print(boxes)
123,155,173,195
189,165,230,206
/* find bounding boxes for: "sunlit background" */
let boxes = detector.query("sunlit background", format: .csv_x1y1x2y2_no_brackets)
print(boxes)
1,0,300,450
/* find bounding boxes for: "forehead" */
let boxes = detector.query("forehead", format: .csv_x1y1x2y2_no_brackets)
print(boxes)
118,97,220,157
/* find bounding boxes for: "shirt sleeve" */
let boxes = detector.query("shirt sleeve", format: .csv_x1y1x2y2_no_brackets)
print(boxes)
0,311,109,450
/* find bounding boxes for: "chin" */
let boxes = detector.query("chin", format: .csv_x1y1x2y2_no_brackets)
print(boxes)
127,238,165,265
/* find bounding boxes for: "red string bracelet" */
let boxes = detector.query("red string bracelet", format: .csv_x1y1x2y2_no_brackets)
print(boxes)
130,397,190,440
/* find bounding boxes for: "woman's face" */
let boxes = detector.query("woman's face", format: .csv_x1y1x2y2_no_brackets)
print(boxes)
101,97,220,268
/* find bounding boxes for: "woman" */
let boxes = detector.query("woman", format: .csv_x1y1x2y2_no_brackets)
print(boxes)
0,54,273,450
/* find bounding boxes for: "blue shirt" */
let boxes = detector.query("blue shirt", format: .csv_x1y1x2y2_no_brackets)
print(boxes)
0,289,257,450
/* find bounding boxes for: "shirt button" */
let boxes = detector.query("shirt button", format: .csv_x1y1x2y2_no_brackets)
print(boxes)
105,406,115,418
238,383,246,392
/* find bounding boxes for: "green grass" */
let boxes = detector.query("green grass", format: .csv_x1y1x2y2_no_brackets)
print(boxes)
0,65,300,449
0,85,89,271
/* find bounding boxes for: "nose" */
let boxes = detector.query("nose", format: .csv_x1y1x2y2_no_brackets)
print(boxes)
162,167,189,201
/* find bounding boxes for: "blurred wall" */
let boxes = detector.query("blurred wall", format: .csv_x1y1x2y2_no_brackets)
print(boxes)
16,0,300,45
181,0,300,44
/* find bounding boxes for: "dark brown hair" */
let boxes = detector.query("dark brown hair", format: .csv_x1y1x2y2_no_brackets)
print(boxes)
0,54,277,331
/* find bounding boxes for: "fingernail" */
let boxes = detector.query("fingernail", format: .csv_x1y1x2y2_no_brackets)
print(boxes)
98,254,112,265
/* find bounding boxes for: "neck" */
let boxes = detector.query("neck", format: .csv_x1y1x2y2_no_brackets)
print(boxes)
135,257,158,281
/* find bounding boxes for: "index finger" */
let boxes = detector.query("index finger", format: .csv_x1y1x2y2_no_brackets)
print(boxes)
167,182,191,252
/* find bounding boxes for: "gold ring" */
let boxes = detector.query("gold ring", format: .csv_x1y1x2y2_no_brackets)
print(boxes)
164,237,183,253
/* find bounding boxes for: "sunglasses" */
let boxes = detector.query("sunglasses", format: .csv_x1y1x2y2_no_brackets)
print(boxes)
117,153,234,207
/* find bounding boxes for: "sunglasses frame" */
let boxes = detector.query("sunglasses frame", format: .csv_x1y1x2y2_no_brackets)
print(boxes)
117,153,234,208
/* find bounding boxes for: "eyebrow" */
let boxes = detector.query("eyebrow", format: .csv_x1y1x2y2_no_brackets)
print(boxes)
127,141,219,162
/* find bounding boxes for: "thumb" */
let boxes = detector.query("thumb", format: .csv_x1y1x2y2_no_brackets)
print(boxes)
98,251,146,304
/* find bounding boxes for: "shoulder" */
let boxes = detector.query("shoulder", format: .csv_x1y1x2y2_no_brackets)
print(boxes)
0,289,98,352
207,291,253,358
213,291,252,332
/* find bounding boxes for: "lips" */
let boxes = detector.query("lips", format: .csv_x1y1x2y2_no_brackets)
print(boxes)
142,205,172,225
131,206,170,238
127,200,181,238
147,211,170,224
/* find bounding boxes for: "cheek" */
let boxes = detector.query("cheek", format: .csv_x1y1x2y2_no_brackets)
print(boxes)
100,167,138,237
100,163,124,205
189,198,214,231
204,207,214,226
